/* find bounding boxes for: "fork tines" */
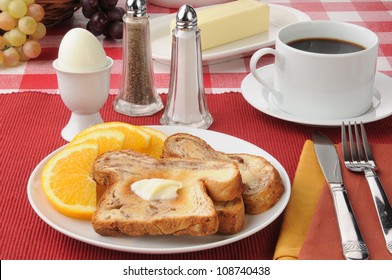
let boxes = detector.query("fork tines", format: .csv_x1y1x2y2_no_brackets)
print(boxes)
342,122,392,255
341,122,375,167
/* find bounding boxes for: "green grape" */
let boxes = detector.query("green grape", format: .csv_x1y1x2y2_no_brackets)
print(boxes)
0,50,4,65
0,0,12,11
22,0,35,5
3,46,20,66
7,0,27,19
29,21,45,40
26,3,44,21
5,27,26,46
22,39,40,58
16,45,30,60
0,11,18,31
0,35,7,49
18,15,37,34
3,31,10,43
1,1,46,67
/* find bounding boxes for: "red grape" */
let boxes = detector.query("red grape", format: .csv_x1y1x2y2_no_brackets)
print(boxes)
79,0,123,39
102,24,111,37
89,11,108,32
106,7,125,22
80,0,99,10
109,21,122,40
86,20,102,36
82,7,98,19
99,0,118,10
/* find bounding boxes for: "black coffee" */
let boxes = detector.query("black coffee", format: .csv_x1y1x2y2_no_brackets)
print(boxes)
287,38,365,54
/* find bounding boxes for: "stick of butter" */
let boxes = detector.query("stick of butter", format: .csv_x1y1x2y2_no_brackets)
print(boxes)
170,0,270,50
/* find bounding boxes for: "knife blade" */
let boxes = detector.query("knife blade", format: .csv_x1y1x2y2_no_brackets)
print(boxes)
311,132,369,260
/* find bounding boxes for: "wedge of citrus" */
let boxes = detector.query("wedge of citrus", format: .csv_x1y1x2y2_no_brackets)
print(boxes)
141,126,167,158
41,143,99,219
70,129,125,156
74,122,151,152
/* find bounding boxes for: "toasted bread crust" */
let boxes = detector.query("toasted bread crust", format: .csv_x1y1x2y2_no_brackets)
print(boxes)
162,133,285,215
92,150,243,236
213,195,245,234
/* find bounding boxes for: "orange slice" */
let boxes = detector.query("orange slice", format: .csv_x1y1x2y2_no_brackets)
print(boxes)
141,126,167,158
70,129,125,156
74,122,151,152
41,143,99,219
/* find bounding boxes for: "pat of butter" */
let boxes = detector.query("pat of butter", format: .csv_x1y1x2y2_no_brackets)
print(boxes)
131,178,182,200
170,0,270,50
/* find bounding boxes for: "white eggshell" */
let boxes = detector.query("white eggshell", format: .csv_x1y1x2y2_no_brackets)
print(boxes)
57,28,108,72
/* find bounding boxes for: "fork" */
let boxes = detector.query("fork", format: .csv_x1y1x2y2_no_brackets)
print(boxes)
342,121,392,255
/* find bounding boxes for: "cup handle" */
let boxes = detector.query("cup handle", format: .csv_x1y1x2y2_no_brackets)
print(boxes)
250,48,280,96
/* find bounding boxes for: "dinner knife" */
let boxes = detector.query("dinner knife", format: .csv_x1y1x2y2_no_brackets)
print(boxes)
311,132,369,260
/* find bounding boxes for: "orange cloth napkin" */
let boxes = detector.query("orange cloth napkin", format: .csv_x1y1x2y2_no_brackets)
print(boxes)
273,140,325,260
273,140,392,260
299,142,392,260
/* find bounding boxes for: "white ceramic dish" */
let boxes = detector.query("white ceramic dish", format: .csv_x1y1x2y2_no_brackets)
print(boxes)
241,64,392,127
148,0,231,8
150,4,311,65
27,126,291,254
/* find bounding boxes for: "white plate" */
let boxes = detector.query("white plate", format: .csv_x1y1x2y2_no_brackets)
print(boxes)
241,64,392,127
27,126,290,254
150,3,311,65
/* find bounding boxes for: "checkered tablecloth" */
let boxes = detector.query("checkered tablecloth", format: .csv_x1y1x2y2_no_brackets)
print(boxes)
1,0,391,94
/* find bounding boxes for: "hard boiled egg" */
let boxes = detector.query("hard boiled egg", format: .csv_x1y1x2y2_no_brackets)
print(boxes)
57,28,108,72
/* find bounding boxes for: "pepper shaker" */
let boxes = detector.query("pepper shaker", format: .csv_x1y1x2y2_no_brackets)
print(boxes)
114,0,163,116
160,4,213,129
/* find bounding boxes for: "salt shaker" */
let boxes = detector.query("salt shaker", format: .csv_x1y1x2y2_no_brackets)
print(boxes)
160,4,213,129
113,0,163,116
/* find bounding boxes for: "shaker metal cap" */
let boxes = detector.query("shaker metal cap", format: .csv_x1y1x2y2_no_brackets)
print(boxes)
126,0,147,16
176,4,197,29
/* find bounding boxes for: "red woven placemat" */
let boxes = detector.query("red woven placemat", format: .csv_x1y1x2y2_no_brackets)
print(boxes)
1,92,392,259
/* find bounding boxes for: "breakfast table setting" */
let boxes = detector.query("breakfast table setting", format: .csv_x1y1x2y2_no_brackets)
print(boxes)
1,0,392,261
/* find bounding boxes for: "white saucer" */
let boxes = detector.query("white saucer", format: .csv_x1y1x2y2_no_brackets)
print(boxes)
241,64,392,126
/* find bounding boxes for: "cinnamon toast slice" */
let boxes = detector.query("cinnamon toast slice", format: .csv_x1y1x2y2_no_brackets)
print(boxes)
213,195,245,234
92,150,243,237
161,133,285,215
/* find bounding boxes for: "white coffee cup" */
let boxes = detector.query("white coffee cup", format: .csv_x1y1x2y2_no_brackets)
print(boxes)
250,20,379,119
